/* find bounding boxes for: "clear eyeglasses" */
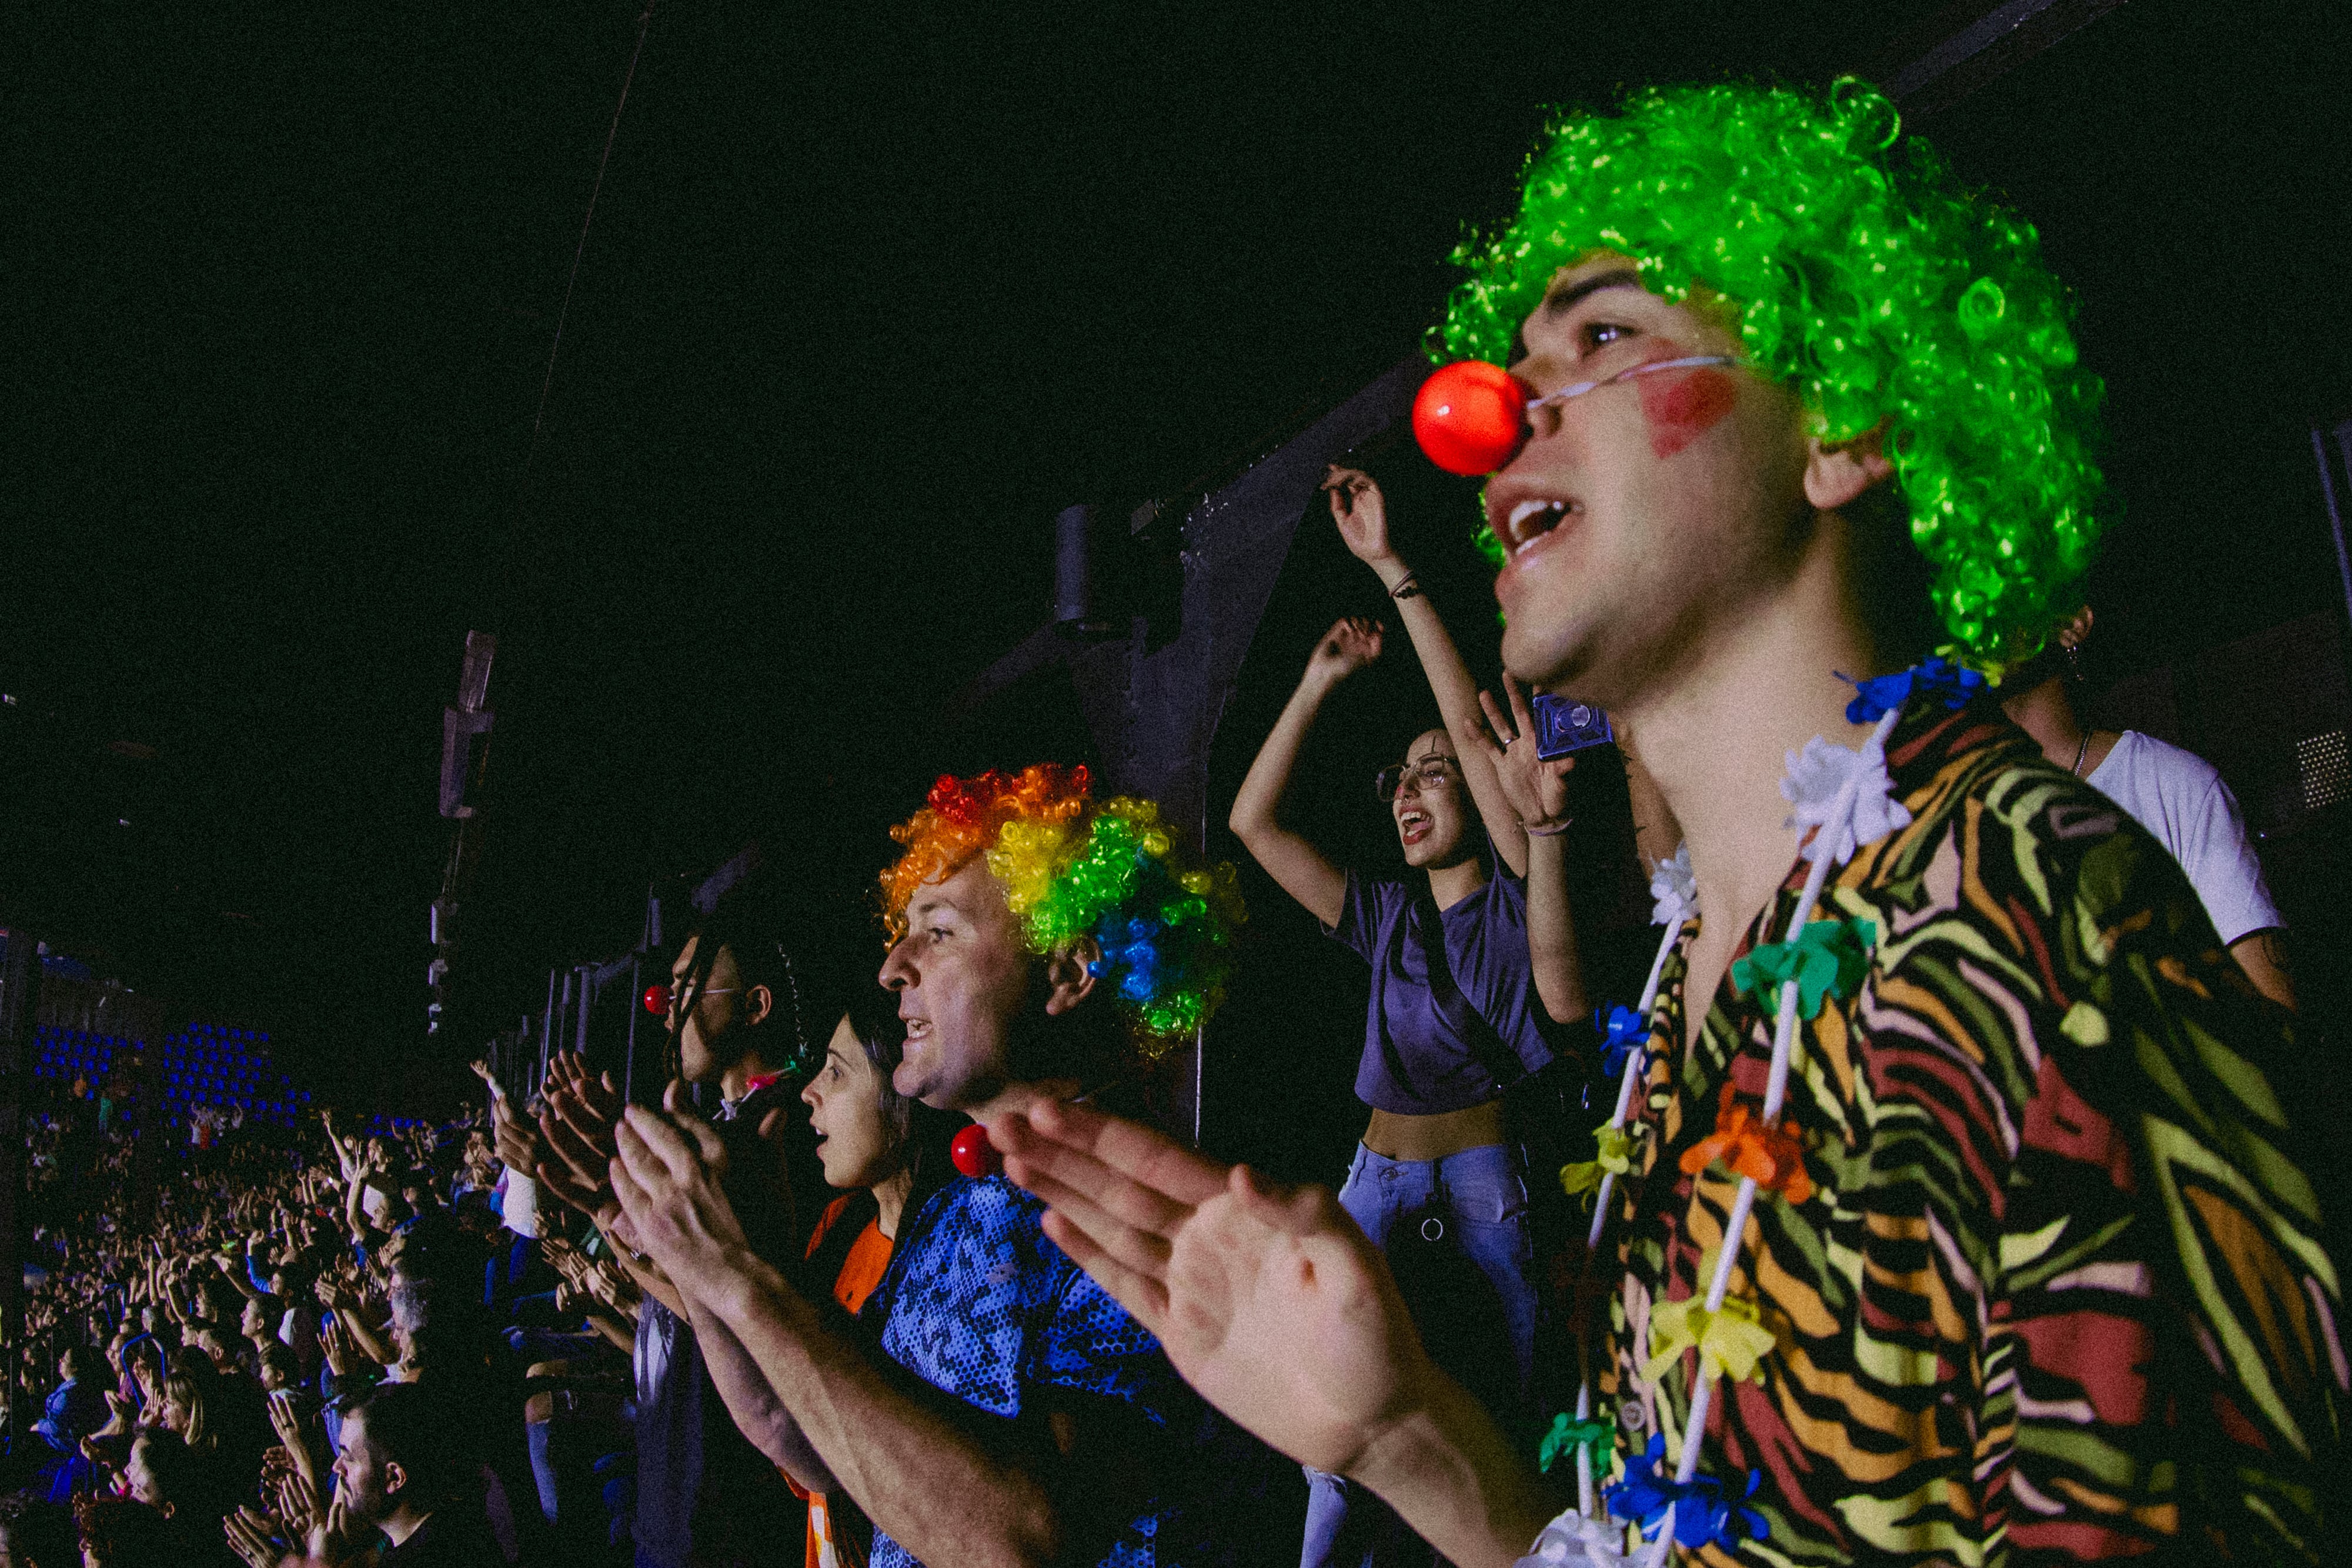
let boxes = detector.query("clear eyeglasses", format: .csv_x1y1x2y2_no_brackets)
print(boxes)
1374,757,1460,801
1523,354,1739,414
668,985,738,1017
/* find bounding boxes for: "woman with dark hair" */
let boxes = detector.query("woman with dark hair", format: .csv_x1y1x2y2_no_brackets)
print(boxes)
800,992,967,1278
1229,470,1589,1567
729,991,965,1568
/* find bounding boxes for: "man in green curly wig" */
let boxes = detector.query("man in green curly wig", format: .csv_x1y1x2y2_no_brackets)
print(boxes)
993,78,2343,1564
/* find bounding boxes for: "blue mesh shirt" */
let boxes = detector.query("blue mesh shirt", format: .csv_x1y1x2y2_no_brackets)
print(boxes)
865,1172,1194,1568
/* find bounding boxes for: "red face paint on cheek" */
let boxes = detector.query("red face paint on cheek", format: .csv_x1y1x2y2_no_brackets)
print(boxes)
1637,367,1737,460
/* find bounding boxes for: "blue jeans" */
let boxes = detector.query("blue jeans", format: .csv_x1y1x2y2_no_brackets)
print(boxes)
1301,1142,1539,1568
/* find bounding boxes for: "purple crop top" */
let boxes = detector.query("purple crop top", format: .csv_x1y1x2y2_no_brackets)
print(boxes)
1324,862,1553,1115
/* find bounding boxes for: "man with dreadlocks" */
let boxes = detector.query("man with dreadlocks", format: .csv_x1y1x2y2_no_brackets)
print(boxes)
532,890,820,1568
606,766,1248,1568
994,79,2344,1564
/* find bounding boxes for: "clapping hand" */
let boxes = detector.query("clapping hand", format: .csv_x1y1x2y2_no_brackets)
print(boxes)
608,1084,771,1306
990,1098,1439,1479
318,1316,359,1378
488,1086,542,1183
276,1464,323,1543
268,1388,328,1486
225,1505,287,1568
536,1052,626,1219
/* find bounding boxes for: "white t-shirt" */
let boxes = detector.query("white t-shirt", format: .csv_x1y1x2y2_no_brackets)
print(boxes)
2087,729,2284,945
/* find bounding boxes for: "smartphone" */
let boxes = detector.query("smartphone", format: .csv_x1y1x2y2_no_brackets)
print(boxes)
1530,694,1616,760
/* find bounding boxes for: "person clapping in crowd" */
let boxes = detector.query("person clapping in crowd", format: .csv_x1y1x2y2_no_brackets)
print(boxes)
603,767,1248,1568
994,76,2343,1567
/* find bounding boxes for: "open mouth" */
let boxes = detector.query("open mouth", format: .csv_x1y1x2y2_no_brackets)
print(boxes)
1497,496,1582,559
903,1015,933,1044
1398,810,1432,845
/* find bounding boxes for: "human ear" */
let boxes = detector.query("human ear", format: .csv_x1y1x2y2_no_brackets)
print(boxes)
742,984,774,1029
1802,422,1895,512
1041,938,1101,1017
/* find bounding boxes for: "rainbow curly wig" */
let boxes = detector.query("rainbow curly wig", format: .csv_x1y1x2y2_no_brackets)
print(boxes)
880,764,1244,1056
1442,78,2103,667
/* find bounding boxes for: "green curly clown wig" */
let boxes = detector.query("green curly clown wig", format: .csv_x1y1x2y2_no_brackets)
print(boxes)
1442,79,2103,667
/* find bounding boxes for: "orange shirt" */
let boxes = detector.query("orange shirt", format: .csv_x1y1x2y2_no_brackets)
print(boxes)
790,1195,895,1568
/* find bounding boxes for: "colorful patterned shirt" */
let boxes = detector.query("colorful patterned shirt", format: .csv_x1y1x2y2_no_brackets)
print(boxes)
1593,696,2344,1562
866,1173,1195,1568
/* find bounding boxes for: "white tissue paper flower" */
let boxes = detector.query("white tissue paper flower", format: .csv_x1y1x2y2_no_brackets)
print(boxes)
1515,1509,1631,1568
1648,842,1697,927
1781,734,1912,865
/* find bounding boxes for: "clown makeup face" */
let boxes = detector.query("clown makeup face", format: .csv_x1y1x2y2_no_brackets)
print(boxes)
1484,259,1816,702
1389,730,1475,870
878,858,1035,1113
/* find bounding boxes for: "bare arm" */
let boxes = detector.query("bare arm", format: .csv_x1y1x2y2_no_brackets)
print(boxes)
1472,678,1588,1024
2230,928,2297,1011
681,1295,840,1492
335,1295,397,1369
613,1108,1066,1568
582,1302,637,1351
1227,618,1375,930
1327,467,1526,878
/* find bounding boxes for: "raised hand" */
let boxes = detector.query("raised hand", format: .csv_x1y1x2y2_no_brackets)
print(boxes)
608,1088,759,1306
1304,616,1384,689
1324,464,1398,570
1472,673,1575,834
990,1099,1439,1477
318,1316,359,1378
322,1110,358,1182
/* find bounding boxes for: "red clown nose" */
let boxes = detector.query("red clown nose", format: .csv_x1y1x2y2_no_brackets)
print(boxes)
1412,360,1529,476
643,984,671,1016
950,1124,1003,1179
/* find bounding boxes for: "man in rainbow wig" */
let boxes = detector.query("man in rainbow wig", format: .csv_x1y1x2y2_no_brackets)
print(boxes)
997,80,2343,1563
607,763,1246,1568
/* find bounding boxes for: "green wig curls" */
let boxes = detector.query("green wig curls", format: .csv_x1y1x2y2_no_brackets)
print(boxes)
1442,79,2103,666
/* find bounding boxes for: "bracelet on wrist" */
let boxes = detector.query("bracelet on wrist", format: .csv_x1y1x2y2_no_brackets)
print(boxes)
1387,573,1422,601
1524,817,1573,837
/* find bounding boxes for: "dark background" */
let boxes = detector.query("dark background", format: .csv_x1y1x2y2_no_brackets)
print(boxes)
8,0,2351,1139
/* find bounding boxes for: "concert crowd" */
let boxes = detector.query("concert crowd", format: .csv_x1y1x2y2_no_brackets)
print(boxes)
5,76,2342,1568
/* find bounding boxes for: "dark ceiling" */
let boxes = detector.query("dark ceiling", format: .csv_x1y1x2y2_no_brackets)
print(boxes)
9,0,2351,1101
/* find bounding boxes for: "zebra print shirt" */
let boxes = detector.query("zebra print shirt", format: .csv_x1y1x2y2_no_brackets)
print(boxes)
1592,694,2344,1562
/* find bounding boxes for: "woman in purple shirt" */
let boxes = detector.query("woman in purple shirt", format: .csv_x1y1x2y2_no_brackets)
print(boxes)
1228,467,1588,1568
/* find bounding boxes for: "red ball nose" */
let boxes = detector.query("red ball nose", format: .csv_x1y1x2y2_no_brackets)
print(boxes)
643,984,671,1016
950,1123,1003,1179
1411,360,1529,476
